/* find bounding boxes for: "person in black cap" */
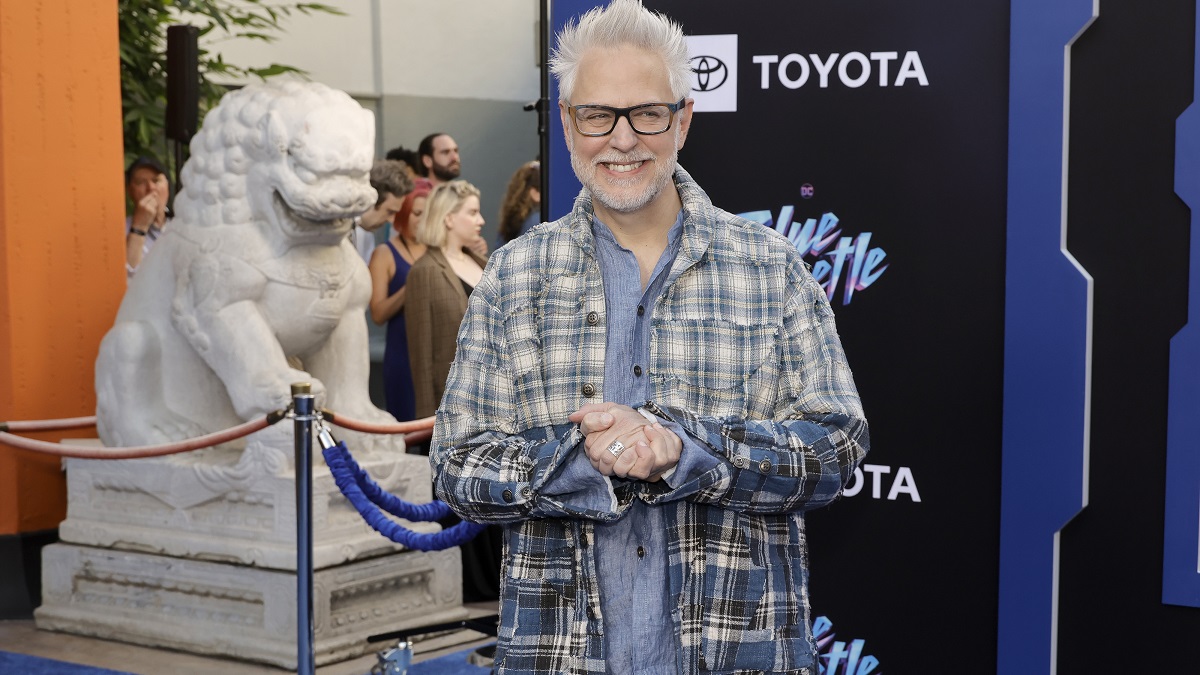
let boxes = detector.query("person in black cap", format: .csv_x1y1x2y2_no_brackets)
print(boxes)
124,155,171,278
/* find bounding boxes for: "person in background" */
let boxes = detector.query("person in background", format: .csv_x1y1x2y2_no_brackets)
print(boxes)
405,179,503,601
428,1,869,672
368,178,432,422
416,133,487,259
353,160,413,265
416,133,461,187
495,160,541,249
385,145,422,179
124,155,172,278
404,180,487,422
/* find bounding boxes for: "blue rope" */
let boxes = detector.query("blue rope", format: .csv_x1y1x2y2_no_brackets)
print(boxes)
322,441,486,551
329,440,453,521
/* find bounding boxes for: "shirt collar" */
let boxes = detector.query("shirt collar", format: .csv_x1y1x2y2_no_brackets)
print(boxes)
569,165,715,265
590,209,685,251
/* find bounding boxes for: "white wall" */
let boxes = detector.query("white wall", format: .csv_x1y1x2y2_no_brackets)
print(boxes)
201,0,540,102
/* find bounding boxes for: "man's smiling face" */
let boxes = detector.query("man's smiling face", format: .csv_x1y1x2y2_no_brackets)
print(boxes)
562,44,692,219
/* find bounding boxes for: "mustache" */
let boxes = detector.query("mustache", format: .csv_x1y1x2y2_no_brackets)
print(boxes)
588,152,652,164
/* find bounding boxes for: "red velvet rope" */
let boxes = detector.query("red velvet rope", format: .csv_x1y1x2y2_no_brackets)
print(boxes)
0,416,273,459
321,411,435,435
0,415,97,432
0,410,436,459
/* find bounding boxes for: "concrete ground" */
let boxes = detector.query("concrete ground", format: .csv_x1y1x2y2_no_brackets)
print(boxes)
0,602,497,675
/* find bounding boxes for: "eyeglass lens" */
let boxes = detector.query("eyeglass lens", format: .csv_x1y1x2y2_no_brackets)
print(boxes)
575,104,673,135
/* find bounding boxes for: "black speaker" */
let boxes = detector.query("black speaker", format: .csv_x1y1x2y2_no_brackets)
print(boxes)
165,24,200,143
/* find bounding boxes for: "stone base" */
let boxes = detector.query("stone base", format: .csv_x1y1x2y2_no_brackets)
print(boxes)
35,543,468,669
56,436,435,570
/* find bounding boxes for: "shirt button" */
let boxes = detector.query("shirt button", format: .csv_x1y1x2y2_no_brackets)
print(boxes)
637,305,645,316
759,459,773,473
586,311,599,325
502,489,514,503
520,486,533,499
633,365,642,377
637,545,645,558
581,382,595,397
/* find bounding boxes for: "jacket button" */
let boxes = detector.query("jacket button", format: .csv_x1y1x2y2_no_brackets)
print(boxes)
581,383,595,397
633,365,642,377
758,459,773,473
502,489,514,502
637,545,645,558
586,311,599,325
637,305,645,316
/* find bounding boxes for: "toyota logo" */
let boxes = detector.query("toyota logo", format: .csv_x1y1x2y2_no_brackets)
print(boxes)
690,55,728,92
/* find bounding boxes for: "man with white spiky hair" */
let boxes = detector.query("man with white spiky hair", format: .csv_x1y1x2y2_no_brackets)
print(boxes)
430,1,869,672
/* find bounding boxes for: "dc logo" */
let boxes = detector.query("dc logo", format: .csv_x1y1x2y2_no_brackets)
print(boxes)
801,184,815,199
690,55,728,92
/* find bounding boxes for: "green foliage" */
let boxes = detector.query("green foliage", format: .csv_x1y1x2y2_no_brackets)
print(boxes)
118,0,343,169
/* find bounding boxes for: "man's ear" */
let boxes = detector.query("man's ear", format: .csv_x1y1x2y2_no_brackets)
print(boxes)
423,155,434,172
559,102,574,151
675,98,695,151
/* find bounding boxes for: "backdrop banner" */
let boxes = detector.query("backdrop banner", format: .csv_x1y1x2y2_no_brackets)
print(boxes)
545,1,1198,673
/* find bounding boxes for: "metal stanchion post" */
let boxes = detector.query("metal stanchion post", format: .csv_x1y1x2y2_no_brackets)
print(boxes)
292,382,316,675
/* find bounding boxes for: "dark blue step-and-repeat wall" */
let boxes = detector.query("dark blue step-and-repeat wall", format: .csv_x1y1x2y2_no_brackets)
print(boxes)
545,1,1199,672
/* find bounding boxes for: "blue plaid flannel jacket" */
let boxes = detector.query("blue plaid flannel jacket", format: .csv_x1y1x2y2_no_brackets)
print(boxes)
431,167,869,674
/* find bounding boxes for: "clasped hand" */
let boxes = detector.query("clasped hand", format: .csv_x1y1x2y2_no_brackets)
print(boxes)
568,403,682,482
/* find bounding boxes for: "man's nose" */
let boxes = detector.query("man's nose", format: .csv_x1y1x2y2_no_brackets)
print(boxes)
609,116,638,151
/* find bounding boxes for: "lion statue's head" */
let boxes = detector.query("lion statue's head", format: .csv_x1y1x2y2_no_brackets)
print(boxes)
175,79,376,246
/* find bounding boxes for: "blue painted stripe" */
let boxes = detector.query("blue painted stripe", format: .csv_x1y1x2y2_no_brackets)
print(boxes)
1162,2,1200,609
547,0,601,221
999,1,1096,674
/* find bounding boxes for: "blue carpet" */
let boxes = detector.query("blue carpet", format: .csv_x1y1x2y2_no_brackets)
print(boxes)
410,645,494,675
0,647,490,675
0,651,136,674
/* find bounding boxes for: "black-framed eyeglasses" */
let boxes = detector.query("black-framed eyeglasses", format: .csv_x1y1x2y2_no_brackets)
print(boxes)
567,99,686,137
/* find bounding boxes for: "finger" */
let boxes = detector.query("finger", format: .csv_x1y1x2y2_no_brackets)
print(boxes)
577,411,614,436
593,430,640,475
653,422,683,456
633,425,679,480
619,438,657,479
569,403,614,424
611,434,649,478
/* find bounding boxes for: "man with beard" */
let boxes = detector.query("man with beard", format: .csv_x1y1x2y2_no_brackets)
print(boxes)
429,1,869,673
416,132,461,187
416,132,487,256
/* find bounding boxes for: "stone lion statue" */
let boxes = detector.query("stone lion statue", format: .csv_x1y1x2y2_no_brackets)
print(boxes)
96,80,394,447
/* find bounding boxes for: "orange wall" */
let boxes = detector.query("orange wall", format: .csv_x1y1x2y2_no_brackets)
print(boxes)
0,0,126,535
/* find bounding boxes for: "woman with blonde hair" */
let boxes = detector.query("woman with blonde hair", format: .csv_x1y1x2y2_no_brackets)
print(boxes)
406,180,501,601
495,160,541,248
367,178,432,421
404,180,487,421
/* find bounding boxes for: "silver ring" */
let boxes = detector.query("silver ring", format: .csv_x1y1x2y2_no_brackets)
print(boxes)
606,440,626,458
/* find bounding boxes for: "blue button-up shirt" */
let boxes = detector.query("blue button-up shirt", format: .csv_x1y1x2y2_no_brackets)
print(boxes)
590,212,717,674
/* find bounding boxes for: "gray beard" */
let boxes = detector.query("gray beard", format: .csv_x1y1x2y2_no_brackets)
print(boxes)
569,133,679,214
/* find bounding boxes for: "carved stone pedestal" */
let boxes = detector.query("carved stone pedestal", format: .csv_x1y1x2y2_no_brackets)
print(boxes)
36,543,466,668
36,433,467,668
